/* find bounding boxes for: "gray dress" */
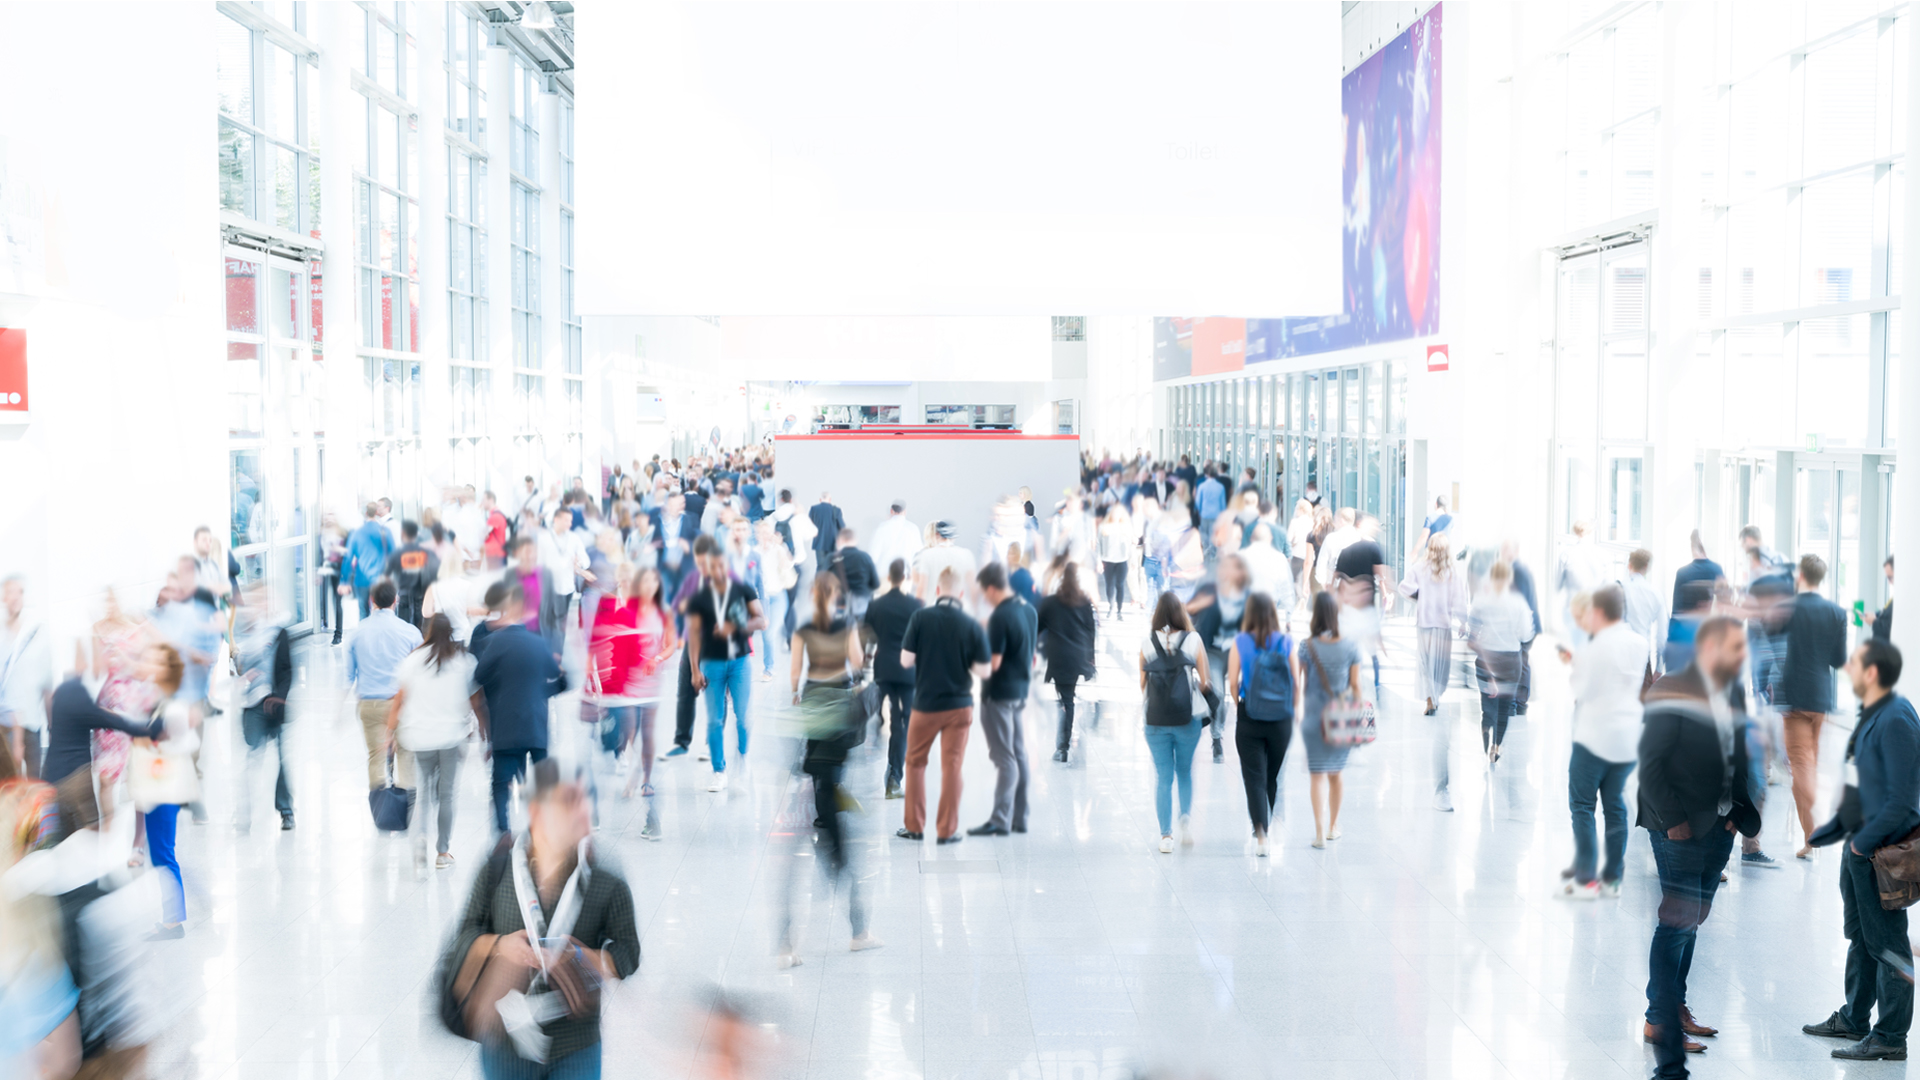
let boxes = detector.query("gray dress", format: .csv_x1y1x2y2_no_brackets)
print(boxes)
1300,634,1362,773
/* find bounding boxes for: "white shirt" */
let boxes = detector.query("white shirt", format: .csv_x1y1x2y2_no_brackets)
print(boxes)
1621,572,1666,666
913,543,977,604
1238,542,1294,611
538,529,585,596
428,576,480,643
393,650,476,752
1570,620,1650,762
0,619,49,732
1315,525,1361,586
870,515,923,583
1470,590,1535,653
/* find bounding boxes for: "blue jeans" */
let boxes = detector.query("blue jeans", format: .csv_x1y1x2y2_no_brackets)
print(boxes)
758,588,789,674
353,581,372,620
481,1040,601,1080
1143,718,1202,835
146,804,184,925
490,747,548,834
700,657,752,772
1645,823,1734,1078
1568,744,1635,885
1142,556,1165,601
1842,844,1915,1042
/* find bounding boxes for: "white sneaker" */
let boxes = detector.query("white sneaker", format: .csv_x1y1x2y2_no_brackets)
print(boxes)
1254,836,1269,858
1158,836,1174,854
776,952,802,970
1557,880,1601,901
1433,789,1454,812
1178,814,1193,847
849,933,884,952
698,750,710,762
1600,880,1621,899
708,772,728,793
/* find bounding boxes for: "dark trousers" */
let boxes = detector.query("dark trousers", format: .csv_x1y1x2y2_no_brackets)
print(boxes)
1514,638,1534,713
240,704,293,817
1645,823,1734,1078
1479,690,1514,751
489,746,548,833
319,575,344,633
803,755,849,873
1101,561,1128,611
1234,709,1291,834
673,648,697,749
1568,744,1634,885
1842,844,1914,1042
1053,674,1082,752
878,679,913,785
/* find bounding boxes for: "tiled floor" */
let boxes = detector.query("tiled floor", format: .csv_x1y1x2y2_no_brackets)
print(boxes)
137,608,1871,1080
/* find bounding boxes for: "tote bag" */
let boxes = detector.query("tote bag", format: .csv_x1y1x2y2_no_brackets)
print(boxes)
1307,641,1377,748
127,739,200,813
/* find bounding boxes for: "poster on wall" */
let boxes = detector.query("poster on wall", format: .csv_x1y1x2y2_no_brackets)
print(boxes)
1153,4,1442,374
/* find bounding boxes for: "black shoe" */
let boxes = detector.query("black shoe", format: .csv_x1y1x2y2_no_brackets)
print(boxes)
331,633,342,646
1804,1012,1869,1040
281,814,295,831
1011,824,1027,834
1833,1034,1907,1060
895,828,923,841
1052,749,1069,763
1212,740,1224,764
936,834,964,845
967,823,1010,837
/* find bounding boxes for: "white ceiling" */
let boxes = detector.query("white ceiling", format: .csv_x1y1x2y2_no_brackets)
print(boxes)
576,2,1341,317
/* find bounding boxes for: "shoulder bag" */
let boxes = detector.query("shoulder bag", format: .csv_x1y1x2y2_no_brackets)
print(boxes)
1873,824,1920,911
1307,641,1377,748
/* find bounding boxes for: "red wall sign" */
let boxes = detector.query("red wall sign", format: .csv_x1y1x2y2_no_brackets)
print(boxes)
0,329,25,411
1426,343,1449,372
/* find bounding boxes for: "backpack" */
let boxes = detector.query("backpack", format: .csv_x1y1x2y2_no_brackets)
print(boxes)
1242,632,1294,723
1143,631,1195,726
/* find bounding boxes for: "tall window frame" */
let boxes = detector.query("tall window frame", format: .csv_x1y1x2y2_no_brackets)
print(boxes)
217,7,319,235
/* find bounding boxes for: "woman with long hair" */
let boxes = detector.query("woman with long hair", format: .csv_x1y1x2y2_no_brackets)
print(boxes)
1404,533,1470,717
1299,592,1360,848
1225,592,1297,856
1139,591,1210,853
388,613,474,869
136,642,194,936
601,565,676,811
1470,560,1534,768
1037,562,1097,762
780,570,879,962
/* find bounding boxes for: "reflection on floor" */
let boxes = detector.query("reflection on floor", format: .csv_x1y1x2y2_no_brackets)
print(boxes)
141,609,1856,1080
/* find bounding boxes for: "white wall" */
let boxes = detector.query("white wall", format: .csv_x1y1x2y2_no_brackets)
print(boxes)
0,3,224,661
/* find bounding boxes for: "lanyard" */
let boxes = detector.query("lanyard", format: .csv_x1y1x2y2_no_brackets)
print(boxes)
509,834,591,982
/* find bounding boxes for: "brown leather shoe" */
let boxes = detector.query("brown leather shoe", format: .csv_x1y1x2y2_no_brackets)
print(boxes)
1643,1023,1707,1053
1680,1007,1718,1038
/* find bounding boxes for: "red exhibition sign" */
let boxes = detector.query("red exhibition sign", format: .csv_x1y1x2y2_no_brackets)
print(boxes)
0,329,25,411
1426,343,1449,372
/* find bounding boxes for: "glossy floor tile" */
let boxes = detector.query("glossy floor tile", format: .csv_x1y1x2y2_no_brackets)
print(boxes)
141,611,1865,1079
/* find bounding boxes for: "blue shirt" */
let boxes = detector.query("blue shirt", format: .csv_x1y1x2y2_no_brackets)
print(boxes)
344,522,395,589
347,610,422,699
472,624,566,750
1196,479,1226,519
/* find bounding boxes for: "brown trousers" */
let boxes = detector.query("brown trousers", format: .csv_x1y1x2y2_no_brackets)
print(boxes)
904,707,972,840
1783,709,1825,843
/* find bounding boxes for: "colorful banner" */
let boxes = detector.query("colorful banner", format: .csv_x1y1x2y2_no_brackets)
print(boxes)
1154,4,1442,377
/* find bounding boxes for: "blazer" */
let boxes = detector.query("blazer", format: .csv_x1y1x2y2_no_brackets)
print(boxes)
1035,594,1097,681
1637,664,1763,840
1777,591,1848,713
1852,692,1920,854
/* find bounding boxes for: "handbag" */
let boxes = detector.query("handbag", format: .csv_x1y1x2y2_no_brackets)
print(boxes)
368,752,412,832
1873,824,1920,911
127,739,200,813
1307,640,1377,748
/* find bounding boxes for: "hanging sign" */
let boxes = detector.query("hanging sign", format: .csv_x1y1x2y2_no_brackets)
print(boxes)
1426,343,1449,372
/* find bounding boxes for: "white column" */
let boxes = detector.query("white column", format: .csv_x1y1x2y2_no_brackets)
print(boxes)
316,2,364,517
485,36,516,488
1892,8,1920,664
415,1,450,500
538,86,568,481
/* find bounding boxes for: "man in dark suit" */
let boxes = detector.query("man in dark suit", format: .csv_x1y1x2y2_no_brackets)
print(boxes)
471,586,567,833
830,528,880,620
863,559,923,800
1779,554,1850,858
808,492,846,568
1802,639,1920,1060
1637,615,1764,1076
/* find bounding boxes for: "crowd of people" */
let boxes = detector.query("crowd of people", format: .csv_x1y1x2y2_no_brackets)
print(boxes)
2,443,1916,1080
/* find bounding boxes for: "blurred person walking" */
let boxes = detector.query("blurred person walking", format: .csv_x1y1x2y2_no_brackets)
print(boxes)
1140,592,1210,852
807,492,846,571
1638,616,1764,1074
828,528,879,621
896,568,991,844
439,759,640,1080
1622,548,1667,679
1402,534,1468,810
912,522,978,606
1097,505,1132,619
869,500,922,586
89,586,154,831
863,560,923,799
43,655,167,852
136,643,197,937
1299,592,1360,849
1778,554,1848,858
754,519,795,684
1555,585,1645,899
601,566,675,810
1800,639,1918,1060
1188,554,1249,764
234,590,294,832
1037,563,1096,762
319,514,348,643
388,520,443,629
969,563,1037,838
1555,521,1608,648
1225,592,1296,857
426,556,484,645
686,538,766,793
0,575,49,780
342,502,395,620
389,614,475,869
504,536,563,655
1470,561,1533,767
348,579,424,801
472,586,568,834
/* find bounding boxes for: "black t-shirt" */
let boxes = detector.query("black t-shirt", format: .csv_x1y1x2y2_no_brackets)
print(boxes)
1335,539,1386,604
901,597,991,712
985,597,1039,702
687,578,759,661
864,588,924,684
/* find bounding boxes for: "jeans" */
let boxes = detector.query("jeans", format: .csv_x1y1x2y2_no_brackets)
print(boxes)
1842,843,1914,1042
480,1040,601,1080
759,588,790,674
1568,743,1635,885
1143,718,1203,835
240,703,292,820
878,680,913,786
353,581,372,620
1142,556,1165,602
412,745,463,855
1235,710,1291,835
1645,823,1734,1078
490,746,548,834
146,803,184,925
612,704,658,789
700,657,752,772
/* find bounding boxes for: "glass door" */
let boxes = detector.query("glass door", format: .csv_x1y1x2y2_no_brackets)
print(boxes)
1795,459,1863,613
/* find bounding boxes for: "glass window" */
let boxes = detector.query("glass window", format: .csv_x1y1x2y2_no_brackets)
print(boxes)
217,15,254,122
1803,30,1877,178
1800,173,1873,306
1798,314,1870,447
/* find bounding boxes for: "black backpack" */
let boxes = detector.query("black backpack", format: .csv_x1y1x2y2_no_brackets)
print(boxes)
1143,631,1195,726
1244,633,1294,722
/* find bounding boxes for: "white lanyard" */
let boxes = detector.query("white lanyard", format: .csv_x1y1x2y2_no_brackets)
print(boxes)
710,580,734,656
509,835,591,979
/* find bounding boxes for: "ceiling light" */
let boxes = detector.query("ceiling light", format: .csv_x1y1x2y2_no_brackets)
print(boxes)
521,1,556,31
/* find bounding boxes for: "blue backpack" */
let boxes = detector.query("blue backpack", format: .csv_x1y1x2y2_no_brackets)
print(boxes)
1240,631,1294,722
